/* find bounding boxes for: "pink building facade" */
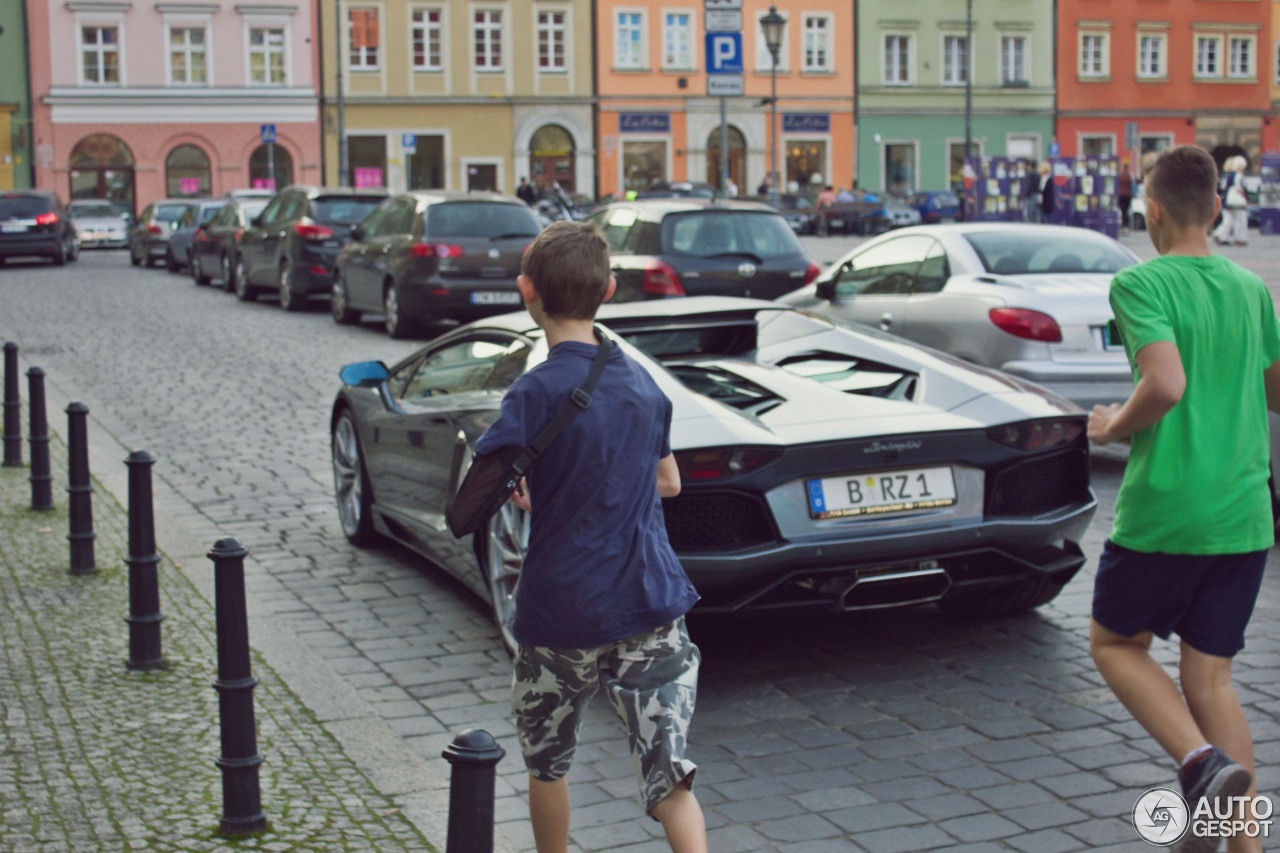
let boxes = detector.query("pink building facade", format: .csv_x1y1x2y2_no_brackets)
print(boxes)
28,0,321,215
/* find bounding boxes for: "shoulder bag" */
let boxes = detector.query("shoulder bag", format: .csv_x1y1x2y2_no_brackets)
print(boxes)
446,327,613,538
1226,175,1248,210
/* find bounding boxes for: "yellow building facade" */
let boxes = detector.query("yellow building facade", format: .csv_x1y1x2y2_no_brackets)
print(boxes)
319,1,596,197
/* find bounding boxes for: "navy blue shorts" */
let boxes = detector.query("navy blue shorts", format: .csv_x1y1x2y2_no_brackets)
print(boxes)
1092,540,1267,657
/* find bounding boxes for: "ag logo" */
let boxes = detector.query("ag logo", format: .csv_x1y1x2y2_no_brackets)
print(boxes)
1133,787,1189,846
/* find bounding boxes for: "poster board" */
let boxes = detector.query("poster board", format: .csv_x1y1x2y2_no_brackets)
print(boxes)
1258,153,1280,236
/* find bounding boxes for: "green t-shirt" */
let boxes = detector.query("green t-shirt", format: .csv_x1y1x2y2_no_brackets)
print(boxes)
1110,254,1280,554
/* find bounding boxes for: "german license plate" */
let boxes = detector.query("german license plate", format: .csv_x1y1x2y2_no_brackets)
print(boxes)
1103,319,1124,349
470,291,521,305
806,466,956,519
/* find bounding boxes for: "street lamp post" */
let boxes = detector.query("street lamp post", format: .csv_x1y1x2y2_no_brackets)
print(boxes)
761,6,786,203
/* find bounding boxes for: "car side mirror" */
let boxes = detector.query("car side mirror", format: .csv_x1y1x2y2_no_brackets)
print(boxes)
350,225,364,241
815,279,837,301
338,361,389,387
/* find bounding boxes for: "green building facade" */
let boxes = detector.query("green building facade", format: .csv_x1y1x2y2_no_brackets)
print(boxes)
856,0,1055,195
0,1,33,189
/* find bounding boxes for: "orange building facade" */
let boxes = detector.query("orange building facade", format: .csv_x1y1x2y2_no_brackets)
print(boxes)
1058,0,1272,169
595,0,854,199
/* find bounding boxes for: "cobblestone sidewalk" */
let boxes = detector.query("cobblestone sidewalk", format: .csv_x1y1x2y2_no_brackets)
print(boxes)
0,436,436,852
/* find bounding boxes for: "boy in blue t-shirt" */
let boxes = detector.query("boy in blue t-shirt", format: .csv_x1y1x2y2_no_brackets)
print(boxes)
474,221,705,852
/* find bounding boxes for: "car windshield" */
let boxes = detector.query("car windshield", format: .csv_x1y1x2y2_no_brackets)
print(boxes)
242,200,269,219
68,203,121,218
156,204,190,222
0,195,51,218
198,203,227,225
665,211,805,260
426,203,540,239
312,196,386,226
963,229,1137,275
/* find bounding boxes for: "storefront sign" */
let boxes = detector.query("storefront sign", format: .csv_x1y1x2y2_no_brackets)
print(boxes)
783,114,830,133
179,177,200,195
619,113,670,134
354,167,383,188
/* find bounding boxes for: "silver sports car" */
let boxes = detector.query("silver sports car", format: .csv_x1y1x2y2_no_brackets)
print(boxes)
331,298,1097,649
780,223,1142,410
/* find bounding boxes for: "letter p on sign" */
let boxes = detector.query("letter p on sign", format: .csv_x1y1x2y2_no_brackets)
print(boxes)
705,32,743,74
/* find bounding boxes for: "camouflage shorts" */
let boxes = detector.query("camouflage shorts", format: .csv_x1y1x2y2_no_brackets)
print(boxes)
511,618,700,815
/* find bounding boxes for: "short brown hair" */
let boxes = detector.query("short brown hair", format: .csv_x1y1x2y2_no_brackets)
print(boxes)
520,221,611,320
1146,145,1218,229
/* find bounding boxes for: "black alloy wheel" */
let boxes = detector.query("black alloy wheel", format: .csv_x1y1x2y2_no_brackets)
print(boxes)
331,269,360,325
235,257,256,302
221,253,235,292
332,411,376,545
278,259,302,312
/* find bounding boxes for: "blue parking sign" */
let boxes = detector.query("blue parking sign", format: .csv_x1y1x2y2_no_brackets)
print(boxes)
260,124,276,144
705,32,743,74
401,132,416,154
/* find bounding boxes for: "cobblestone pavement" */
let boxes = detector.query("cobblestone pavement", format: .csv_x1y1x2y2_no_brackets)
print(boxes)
1,234,1278,852
0,435,434,851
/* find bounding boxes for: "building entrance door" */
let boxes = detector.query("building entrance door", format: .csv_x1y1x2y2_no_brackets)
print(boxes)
68,134,135,215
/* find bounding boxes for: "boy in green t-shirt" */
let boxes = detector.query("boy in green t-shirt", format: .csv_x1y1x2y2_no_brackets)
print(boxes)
1088,145,1280,853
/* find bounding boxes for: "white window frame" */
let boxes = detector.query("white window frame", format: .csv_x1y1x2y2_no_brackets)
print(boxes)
166,21,210,87
615,9,646,71
473,8,504,72
1000,34,1028,85
459,156,504,194
1195,34,1222,78
1137,32,1167,79
1078,31,1108,78
801,14,833,73
1078,133,1116,157
77,17,123,87
537,8,568,73
942,34,968,86
883,33,913,86
754,10,789,72
348,6,380,71
411,6,444,72
661,10,694,71
245,24,289,86
1228,35,1255,80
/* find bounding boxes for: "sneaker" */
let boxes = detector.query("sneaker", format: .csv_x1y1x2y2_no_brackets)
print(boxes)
1175,746,1252,853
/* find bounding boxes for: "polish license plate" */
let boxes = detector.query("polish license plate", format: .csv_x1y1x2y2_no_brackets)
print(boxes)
1,223,27,233
806,466,956,519
829,219,844,228
470,291,521,305
1102,319,1124,349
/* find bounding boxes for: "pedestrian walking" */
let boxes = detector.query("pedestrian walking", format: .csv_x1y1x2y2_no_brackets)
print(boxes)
724,177,738,199
814,184,837,236
517,177,537,206
1118,161,1133,233
473,221,706,853
1087,145,1280,853
1214,155,1249,247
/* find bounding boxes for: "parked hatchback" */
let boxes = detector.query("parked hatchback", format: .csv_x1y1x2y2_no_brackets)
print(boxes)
129,200,195,267
587,199,819,302
0,190,79,266
66,199,129,249
166,198,229,272
189,197,269,289
332,191,542,338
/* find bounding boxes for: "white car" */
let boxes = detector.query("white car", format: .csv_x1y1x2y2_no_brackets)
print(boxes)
67,200,129,249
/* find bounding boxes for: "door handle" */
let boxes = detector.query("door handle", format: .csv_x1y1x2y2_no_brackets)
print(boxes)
879,312,894,331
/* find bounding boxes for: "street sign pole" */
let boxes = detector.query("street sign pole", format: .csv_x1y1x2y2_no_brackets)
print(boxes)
720,97,729,195
704,23,743,196
267,142,275,190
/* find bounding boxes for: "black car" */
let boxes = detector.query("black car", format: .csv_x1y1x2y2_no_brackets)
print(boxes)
189,197,270,288
167,198,230,272
769,194,817,235
234,185,388,310
0,190,79,266
587,199,819,302
332,191,542,338
129,200,195,268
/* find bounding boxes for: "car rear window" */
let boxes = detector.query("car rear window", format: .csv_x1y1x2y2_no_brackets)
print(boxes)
426,203,541,239
0,195,53,218
242,200,269,220
68,203,121,218
156,204,190,222
198,203,227,225
312,196,386,226
665,211,805,260
964,229,1137,276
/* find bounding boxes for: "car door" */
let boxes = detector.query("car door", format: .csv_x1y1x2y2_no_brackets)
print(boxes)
898,238,972,351
240,194,286,282
816,235,933,334
369,197,416,287
258,193,303,279
365,335,530,559
342,201,388,309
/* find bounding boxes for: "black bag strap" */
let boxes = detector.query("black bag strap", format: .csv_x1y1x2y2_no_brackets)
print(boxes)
512,325,613,473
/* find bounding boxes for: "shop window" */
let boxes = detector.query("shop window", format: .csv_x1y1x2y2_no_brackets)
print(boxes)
407,135,445,190
785,140,826,193
248,143,293,190
623,141,666,192
348,135,387,188
166,144,211,197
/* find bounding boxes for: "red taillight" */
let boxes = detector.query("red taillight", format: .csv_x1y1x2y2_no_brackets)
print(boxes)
673,447,781,481
194,230,207,242
233,229,243,240
410,242,464,258
642,260,685,296
35,212,58,226
803,262,821,286
988,308,1063,343
309,265,328,275
987,418,1085,451
146,224,163,235
294,222,334,240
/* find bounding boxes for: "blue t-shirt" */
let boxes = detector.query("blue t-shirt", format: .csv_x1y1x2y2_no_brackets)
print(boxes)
474,339,698,648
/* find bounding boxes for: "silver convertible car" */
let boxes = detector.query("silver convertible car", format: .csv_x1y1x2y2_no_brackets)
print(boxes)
331,298,1097,648
780,223,1141,410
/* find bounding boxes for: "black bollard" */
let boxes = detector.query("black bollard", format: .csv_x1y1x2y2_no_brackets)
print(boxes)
27,368,52,511
3,342,20,467
66,402,95,575
209,537,267,835
125,451,164,670
441,729,506,853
